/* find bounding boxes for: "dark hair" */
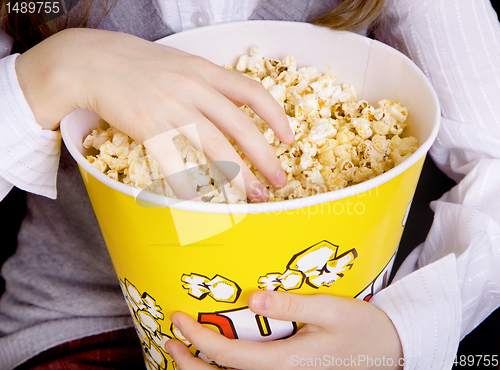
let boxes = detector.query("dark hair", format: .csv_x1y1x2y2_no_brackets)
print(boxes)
1,0,116,52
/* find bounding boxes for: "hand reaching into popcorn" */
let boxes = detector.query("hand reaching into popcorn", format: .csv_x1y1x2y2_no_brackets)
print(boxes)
83,47,418,204
165,291,403,370
15,28,293,202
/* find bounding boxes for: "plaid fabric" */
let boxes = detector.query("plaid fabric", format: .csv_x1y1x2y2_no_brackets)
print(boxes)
15,328,146,370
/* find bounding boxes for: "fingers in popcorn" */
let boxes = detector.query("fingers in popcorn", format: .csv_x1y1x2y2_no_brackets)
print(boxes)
84,47,418,203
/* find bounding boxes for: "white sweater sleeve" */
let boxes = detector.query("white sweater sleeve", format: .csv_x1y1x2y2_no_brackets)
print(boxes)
0,48,61,201
370,0,500,369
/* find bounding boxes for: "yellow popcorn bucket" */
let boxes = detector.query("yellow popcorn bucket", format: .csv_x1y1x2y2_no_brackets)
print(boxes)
61,21,440,370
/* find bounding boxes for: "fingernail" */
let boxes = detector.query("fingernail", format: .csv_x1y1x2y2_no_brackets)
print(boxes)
251,185,269,203
286,128,295,143
164,339,172,354
171,315,181,330
275,170,287,188
251,292,271,311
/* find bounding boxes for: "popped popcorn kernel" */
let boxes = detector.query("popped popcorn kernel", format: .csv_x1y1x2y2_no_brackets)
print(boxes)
83,127,111,150
85,47,418,203
107,170,119,181
87,155,108,173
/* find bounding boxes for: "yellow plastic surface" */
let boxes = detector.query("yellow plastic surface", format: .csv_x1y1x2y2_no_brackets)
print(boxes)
79,156,425,369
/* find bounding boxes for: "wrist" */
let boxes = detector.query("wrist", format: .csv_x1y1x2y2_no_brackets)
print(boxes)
14,28,88,131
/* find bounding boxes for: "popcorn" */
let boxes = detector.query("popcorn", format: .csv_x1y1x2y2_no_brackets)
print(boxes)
87,155,108,173
186,162,211,188
236,45,266,77
308,118,338,145
352,118,373,140
84,47,418,204
98,140,129,171
83,127,111,150
310,75,339,106
268,83,286,106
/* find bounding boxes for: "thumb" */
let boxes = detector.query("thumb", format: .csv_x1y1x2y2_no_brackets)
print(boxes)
248,291,340,327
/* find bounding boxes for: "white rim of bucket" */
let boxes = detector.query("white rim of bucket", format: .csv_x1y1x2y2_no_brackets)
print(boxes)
61,21,441,215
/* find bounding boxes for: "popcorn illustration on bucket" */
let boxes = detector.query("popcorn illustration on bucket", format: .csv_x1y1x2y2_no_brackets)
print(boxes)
61,21,440,370
182,274,242,303
258,241,357,291
117,239,395,370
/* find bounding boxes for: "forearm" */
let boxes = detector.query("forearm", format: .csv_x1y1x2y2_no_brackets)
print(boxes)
11,27,293,201
15,28,95,131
